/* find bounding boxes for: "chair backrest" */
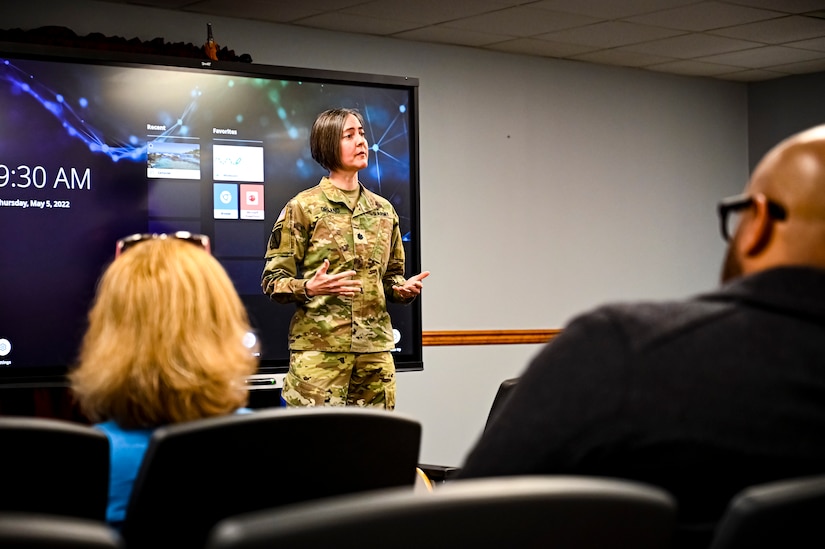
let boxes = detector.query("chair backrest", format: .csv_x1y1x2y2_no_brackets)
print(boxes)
484,377,519,430
0,417,109,520
122,406,422,549
205,475,677,549
709,473,825,549
0,512,123,548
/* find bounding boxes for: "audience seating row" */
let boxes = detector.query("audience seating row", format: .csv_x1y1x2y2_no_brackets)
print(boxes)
2,388,825,548
3,470,825,548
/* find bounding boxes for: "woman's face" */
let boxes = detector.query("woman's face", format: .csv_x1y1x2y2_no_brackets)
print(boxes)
337,113,369,173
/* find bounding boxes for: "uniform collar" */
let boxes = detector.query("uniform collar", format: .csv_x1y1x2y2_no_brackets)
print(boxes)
319,177,378,214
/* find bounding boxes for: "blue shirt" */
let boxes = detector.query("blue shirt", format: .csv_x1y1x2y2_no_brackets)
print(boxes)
95,421,152,528
96,408,253,528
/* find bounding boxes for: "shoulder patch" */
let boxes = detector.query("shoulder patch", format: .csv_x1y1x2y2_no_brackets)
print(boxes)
267,207,287,249
269,222,282,249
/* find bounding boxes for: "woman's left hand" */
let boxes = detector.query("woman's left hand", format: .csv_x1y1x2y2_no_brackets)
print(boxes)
393,271,430,299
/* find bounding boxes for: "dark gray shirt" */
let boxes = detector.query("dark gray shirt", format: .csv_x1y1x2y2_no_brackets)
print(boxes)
460,267,825,545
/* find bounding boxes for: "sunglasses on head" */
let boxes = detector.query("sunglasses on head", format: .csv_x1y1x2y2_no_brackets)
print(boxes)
115,231,211,257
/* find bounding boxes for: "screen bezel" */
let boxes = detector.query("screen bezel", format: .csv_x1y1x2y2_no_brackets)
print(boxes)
0,41,423,388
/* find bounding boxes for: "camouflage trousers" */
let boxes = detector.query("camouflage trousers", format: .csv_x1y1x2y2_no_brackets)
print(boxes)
281,350,396,410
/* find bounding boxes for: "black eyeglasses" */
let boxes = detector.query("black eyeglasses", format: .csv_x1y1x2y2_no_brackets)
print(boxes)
717,193,787,241
115,231,211,257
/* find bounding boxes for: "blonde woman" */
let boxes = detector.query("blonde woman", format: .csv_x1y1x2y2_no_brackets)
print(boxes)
70,233,258,529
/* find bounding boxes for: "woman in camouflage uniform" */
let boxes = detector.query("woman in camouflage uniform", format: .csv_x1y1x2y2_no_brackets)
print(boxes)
262,108,429,409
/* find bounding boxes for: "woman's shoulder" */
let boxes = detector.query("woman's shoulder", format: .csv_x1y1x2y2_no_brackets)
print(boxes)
95,420,155,446
361,186,398,215
291,183,325,204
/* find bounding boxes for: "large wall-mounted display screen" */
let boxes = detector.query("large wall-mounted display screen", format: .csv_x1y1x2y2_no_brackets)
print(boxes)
0,44,422,386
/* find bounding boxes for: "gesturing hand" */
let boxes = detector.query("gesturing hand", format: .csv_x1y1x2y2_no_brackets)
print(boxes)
393,271,430,300
306,259,362,297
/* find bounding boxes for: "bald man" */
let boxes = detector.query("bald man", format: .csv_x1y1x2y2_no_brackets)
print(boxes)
459,125,825,548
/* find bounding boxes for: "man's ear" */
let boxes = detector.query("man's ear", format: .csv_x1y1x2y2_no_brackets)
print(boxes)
740,194,774,256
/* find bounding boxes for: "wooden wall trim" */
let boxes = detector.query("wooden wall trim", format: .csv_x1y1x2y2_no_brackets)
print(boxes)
422,329,561,346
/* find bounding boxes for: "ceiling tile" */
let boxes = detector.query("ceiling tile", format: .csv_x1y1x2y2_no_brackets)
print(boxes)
698,44,825,66
442,5,601,36
570,48,677,67
710,14,825,43
768,56,825,73
124,0,204,7
723,0,825,14
527,0,700,19
393,25,512,47
621,33,761,58
293,12,423,35
626,1,783,31
481,0,542,5
484,38,597,57
537,21,685,48
339,0,519,25
183,0,324,22
646,59,747,76
258,0,367,9
187,0,369,15
715,68,787,81
786,36,825,51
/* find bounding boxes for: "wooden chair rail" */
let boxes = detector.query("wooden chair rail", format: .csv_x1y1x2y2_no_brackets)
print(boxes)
422,329,561,346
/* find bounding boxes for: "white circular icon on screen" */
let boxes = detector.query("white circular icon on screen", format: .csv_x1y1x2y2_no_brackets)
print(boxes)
243,331,257,349
0,338,11,356
392,329,401,344
220,190,233,204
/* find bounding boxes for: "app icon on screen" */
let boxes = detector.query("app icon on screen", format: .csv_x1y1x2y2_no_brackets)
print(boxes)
240,184,265,220
213,183,239,219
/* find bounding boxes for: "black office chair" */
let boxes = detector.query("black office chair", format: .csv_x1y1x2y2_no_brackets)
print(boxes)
122,407,422,549
0,417,109,520
0,512,123,548
419,377,521,484
484,376,519,430
205,475,677,549
709,473,825,549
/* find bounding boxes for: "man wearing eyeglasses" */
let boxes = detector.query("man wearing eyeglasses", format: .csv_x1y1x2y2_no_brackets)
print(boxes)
459,124,825,548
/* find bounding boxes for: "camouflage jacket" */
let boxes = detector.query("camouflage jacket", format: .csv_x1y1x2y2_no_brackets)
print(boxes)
261,177,412,353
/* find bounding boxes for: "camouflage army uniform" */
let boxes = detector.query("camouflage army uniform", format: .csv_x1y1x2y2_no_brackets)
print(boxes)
262,177,414,409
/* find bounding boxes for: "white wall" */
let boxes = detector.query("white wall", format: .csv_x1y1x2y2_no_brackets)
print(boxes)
2,0,749,466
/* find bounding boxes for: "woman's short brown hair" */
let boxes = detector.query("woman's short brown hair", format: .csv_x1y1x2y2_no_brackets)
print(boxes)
310,107,365,171
69,238,258,429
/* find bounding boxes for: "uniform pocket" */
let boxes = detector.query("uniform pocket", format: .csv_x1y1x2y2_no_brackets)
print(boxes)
368,217,393,268
281,369,326,406
309,215,353,265
383,382,396,411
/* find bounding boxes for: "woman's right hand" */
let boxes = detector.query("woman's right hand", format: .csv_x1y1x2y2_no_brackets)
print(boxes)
305,259,362,297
